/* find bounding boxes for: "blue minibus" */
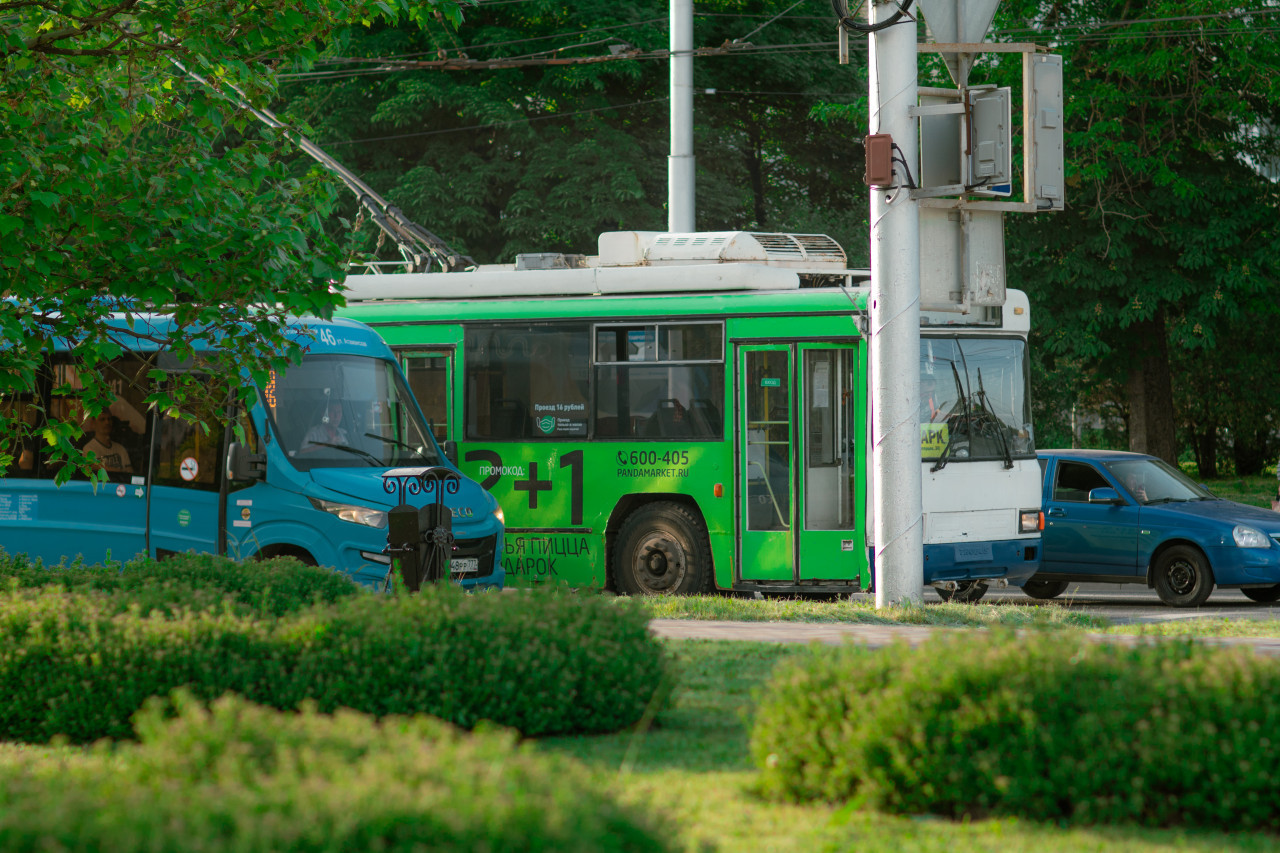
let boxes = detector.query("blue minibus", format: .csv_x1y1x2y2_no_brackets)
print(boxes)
0,314,504,589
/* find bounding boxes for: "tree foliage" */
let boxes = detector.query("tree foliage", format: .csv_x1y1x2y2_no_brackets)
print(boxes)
273,0,870,266
0,0,458,479
991,0,1280,466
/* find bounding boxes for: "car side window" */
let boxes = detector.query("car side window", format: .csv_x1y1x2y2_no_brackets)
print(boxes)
1053,460,1110,503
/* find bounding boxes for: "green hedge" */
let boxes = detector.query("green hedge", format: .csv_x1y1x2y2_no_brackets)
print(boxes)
0,583,667,743
751,630,1280,831
0,551,363,617
0,692,671,852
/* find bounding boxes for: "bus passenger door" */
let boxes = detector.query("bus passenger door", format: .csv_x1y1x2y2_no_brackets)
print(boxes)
397,349,454,444
737,345,794,581
797,344,867,586
146,397,226,559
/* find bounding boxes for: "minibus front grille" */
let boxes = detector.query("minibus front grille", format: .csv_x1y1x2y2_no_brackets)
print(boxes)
451,534,498,576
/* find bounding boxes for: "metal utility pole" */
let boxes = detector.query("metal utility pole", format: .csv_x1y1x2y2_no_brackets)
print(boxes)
869,0,923,607
669,0,695,232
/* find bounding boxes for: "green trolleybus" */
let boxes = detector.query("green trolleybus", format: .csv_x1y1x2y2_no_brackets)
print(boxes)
339,231,1040,598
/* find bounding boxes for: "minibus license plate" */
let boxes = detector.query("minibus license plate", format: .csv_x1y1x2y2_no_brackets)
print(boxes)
450,557,479,574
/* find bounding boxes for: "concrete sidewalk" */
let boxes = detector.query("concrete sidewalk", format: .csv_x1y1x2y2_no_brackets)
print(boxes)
648,618,1280,655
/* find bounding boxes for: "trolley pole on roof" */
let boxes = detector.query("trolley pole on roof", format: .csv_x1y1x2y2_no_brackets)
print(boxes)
868,0,923,607
668,0,696,232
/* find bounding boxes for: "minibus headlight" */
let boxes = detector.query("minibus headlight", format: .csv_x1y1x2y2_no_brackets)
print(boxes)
492,505,505,525
309,498,387,529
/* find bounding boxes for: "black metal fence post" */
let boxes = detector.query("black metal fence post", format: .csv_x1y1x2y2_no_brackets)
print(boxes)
381,466,462,592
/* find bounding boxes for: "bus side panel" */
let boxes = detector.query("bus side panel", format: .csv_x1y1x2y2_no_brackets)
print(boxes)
458,441,732,588
226,484,391,587
0,478,148,566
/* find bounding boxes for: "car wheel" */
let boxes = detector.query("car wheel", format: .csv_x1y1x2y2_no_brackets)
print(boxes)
614,502,713,596
1242,584,1280,603
1022,579,1069,600
1152,545,1214,607
936,580,988,603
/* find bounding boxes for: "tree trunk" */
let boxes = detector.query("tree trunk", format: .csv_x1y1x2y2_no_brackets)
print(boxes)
745,121,767,229
1232,428,1270,476
1124,311,1178,463
1193,428,1218,479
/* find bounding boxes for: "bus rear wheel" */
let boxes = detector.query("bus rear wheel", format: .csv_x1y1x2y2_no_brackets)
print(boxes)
614,502,712,596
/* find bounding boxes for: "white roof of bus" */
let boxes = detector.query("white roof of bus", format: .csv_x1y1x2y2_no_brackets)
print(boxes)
341,263,866,302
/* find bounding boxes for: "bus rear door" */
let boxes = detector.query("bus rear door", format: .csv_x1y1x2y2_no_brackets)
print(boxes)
736,342,867,588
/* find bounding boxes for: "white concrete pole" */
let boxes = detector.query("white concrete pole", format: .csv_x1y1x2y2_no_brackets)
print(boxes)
668,0,695,232
869,0,923,607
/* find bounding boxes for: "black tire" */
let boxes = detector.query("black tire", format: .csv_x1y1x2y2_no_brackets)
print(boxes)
614,502,713,595
1022,579,1069,600
935,580,988,603
1242,584,1280,603
1152,545,1214,607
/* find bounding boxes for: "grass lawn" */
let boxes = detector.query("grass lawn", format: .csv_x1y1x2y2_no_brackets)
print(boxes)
1201,473,1278,509
539,639,1280,852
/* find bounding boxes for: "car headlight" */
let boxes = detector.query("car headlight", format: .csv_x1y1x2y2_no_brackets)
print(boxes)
492,504,505,526
309,498,387,529
1232,525,1270,549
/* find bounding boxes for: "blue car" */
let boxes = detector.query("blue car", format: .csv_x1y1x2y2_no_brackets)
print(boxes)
1030,449,1280,607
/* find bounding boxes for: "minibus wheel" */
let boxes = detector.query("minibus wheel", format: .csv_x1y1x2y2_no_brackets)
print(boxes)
614,502,712,596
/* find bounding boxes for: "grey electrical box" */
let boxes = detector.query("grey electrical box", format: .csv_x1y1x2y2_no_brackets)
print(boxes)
967,86,1012,196
1027,54,1065,211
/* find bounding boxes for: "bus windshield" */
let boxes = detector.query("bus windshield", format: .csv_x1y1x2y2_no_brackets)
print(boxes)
920,335,1034,464
264,354,441,471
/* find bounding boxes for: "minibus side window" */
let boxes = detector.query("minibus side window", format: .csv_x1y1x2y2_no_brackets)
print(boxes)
154,374,228,492
46,356,153,484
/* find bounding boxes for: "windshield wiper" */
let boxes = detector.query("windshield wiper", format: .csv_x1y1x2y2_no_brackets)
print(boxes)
930,362,972,473
1145,497,1188,505
364,432,432,462
304,441,381,466
975,367,1014,470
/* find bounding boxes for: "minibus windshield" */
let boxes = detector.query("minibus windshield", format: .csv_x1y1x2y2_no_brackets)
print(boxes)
263,354,442,471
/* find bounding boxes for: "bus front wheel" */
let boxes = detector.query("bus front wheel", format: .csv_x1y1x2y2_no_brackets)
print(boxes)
936,580,988,603
614,502,712,596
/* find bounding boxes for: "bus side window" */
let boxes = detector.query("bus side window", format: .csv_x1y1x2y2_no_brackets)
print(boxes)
1,394,41,477
228,406,262,491
154,375,225,491
464,324,589,440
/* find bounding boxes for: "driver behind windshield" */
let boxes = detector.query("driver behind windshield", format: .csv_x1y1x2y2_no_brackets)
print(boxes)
304,402,348,450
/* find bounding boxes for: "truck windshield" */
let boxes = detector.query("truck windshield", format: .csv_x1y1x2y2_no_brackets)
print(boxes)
919,335,1034,464
263,354,441,471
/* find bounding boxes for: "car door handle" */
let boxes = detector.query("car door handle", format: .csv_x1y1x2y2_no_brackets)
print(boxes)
1047,507,1066,517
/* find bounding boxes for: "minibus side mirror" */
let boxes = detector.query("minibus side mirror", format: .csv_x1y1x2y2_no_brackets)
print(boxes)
443,440,458,465
228,442,266,481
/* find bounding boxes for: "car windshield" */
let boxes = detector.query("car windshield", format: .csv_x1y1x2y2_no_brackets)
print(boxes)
1102,457,1214,505
919,335,1034,465
262,354,441,472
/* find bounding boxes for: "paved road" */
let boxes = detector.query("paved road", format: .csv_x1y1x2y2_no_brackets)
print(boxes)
929,581,1280,624
648,582,1280,654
